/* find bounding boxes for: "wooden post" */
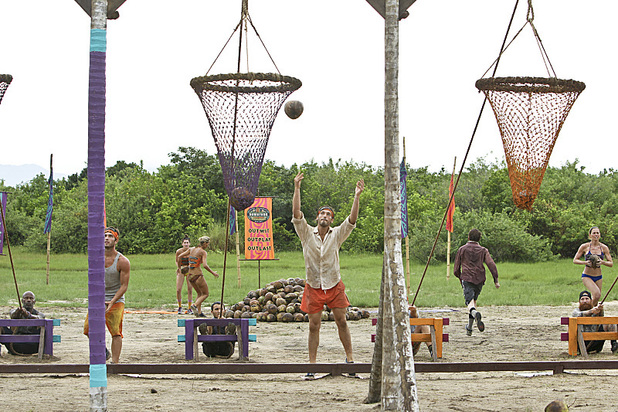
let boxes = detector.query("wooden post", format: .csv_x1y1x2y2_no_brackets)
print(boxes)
446,157,456,280
46,154,53,285
236,229,241,288
403,137,410,296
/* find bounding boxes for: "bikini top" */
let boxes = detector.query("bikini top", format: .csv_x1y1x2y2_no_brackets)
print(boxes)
586,245,605,259
188,255,202,269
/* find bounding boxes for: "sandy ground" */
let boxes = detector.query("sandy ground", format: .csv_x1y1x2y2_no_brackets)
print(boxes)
1,304,618,411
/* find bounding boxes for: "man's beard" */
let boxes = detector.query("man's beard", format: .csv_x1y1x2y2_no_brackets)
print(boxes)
318,219,330,228
579,302,593,311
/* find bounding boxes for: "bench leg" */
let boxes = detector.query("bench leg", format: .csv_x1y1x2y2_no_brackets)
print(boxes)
193,326,200,361
429,326,437,362
38,326,46,360
236,326,245,361
577,325,588,358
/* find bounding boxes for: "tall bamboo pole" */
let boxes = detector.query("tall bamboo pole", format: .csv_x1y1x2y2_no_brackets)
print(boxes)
446,157,456,280
236,227,242,288
46,154,53,285
403,137,410,296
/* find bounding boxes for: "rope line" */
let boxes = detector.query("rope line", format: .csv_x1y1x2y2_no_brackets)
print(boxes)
0,200,22,310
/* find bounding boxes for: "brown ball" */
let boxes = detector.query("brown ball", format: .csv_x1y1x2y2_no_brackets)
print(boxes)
284,100,304,119
230,186,255,211
545,399,568,412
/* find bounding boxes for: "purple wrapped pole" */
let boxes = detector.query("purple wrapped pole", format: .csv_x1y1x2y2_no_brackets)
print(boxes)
87,25,108,389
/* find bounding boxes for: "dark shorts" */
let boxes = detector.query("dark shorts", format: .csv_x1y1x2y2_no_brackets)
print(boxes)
584,325,606,353
202,341,235,358
1,326,39,355
462,281,483,305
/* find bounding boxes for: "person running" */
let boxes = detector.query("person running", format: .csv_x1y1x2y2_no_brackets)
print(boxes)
178,236,219,317
175,235,193,314
454,228,500,336
83,227,130,363
573,226,613,306
292,171,364,378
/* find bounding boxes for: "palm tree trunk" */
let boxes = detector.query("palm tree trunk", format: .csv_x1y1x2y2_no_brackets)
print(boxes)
367,0,419,410
87,0,108,410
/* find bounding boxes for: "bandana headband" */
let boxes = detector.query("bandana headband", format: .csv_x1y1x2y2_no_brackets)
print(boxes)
105,227,119,241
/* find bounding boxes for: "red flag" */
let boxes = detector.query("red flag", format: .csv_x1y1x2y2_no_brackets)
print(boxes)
446,174,455,233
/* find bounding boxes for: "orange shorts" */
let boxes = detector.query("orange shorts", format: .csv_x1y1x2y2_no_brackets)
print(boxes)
300,280,350,314
83,301,124,338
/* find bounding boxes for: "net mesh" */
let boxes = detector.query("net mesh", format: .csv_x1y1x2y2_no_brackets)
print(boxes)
476,77,585,210
191,72,301,210
0,74,13,105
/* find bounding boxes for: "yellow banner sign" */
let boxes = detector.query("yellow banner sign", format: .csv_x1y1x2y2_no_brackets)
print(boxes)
244,197,275,260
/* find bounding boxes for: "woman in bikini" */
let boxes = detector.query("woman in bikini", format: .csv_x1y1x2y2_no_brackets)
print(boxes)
178,236,219,317
573,226,613,306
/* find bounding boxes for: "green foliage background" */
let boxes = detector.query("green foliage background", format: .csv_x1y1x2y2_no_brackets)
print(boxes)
1,147,616,263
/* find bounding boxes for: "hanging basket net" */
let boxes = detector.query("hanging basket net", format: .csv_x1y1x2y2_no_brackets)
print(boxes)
476,76,585,210
191,72,301,210
0,74,13,105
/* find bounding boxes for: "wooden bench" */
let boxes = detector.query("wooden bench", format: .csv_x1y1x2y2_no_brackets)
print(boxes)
0,319,61,359
178,318,256,361
561,316,618,357
371,317,449,361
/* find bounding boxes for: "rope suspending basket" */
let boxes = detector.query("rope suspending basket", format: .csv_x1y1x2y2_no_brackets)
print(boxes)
190,0,301,211
191,72,301,210
476,77,585,211
474,0,586,211
0,74,12,105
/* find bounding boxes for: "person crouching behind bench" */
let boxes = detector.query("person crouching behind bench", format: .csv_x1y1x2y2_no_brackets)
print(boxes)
573,290,618,354
1,291,45,356
198,302,235,358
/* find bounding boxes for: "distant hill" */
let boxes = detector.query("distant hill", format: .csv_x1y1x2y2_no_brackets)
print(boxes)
0,164,67,187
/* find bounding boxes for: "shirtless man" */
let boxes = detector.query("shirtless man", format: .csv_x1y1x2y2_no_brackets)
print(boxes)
178,236,219,317
175,235,193,314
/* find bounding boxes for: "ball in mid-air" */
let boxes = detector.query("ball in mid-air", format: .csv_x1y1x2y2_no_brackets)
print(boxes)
284,100,304,119
230,186,255,211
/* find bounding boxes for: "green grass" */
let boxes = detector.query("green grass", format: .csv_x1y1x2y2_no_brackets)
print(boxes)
0,247,614,309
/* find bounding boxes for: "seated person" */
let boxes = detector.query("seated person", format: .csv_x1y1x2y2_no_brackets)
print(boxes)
197,302,235,358
409,305,433,357
1,291,45,355
572,290,618,354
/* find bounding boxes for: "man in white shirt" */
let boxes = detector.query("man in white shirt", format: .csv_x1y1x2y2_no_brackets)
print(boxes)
292,172,364,376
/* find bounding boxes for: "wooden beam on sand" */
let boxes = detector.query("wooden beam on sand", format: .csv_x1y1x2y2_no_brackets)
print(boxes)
3,360,618,375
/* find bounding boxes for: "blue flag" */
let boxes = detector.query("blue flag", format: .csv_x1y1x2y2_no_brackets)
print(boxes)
0,191,7,254
44,171,53,234
229,205,237,236
400,159,408,239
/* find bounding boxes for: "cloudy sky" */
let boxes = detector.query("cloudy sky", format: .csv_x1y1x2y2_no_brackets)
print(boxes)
1,0,617,178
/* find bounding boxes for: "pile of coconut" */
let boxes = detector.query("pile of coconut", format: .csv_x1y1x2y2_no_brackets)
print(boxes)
222,277,370,322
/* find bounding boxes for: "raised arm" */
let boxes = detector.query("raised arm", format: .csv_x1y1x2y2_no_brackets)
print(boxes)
293,172,303,220
349,179,364,225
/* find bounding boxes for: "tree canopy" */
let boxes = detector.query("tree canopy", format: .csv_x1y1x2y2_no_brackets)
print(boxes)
1,147,614,263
